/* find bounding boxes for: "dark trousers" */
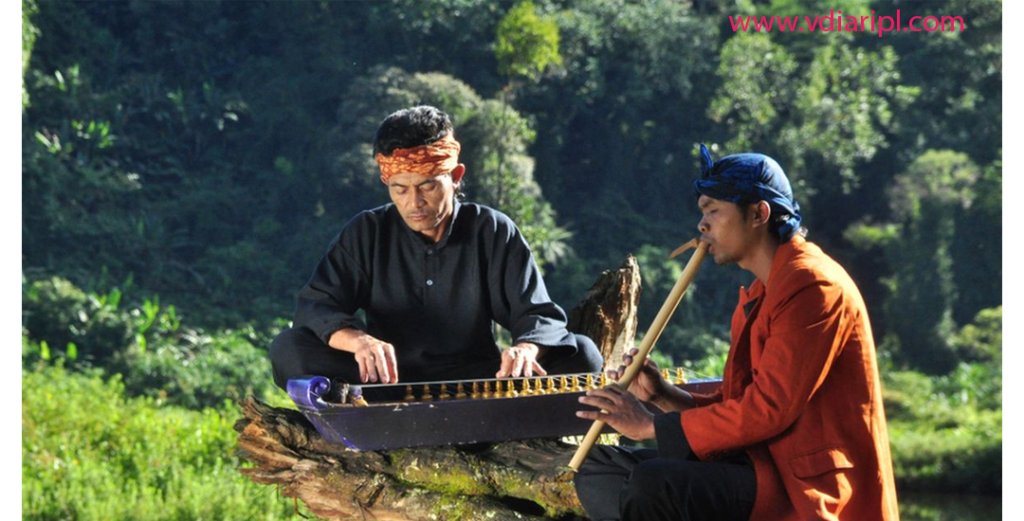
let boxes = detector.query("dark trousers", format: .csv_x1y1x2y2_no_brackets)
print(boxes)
574,446,757,521
269,326,604,389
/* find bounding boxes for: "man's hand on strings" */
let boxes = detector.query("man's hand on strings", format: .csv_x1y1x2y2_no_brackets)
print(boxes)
329,329,399,384
496,342,549,378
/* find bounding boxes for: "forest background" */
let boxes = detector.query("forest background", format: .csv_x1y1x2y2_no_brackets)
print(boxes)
20,0,1004,520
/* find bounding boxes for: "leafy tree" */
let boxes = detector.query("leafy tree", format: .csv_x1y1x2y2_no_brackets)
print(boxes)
861,150,981,373
496,0,562,83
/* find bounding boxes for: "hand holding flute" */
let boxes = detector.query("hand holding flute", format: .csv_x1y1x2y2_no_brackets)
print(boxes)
568,239,708,471
575,349,696,441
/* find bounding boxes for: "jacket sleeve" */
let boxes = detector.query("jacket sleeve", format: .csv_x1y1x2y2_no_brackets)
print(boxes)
292,234,371,345
690,389,724,407
679,272,851,458
488,219,576,352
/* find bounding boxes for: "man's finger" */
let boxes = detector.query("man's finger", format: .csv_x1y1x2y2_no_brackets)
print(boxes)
385,344,399,383
575,410,611,421
496,353,513,378
532,360,548,376
584,388,622,405
512,352,527,377
365,354,379,383
578,395,614,410
373,346,390,383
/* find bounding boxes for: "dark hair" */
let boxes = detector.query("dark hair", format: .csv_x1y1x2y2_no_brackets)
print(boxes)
372,105,453,157
737,201,807,241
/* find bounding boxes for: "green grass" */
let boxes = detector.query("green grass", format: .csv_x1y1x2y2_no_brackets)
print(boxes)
22,362,309,521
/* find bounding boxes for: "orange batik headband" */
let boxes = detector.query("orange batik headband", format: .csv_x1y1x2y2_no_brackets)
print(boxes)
375,133,462,185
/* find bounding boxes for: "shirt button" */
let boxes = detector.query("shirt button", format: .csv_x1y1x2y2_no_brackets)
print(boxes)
426,249,434,255
426,279,434,286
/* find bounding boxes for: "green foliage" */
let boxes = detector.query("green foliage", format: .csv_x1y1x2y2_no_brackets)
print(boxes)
22,363,301,521
23,0,40,108
889,150,980,219
842,221,899,251
116,326,279,410
22,276,133,365
954,306,1001,364
496,1,562,83
881,303,1002,494
21,0,1001,342
709,33,797,153
883,151,981,373
24,276,281,410
711,34,916,212
898,492,1003,521
794,44,916,192
883,361,1001,494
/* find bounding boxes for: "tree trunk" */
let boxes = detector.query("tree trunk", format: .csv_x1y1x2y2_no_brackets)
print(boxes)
236,256,642,521
566,255,641,371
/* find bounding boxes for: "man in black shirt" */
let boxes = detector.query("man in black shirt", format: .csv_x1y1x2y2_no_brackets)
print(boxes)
270,105,603,389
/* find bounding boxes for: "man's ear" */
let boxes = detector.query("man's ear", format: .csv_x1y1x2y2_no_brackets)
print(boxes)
753,201,772,226
451,164,466,185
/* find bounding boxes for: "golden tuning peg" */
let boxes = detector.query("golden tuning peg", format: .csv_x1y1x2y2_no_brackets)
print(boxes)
559,376,570,393
586,374,597,390
482,380,494,399
504,379,519,398
455,382,468,400
675,368,687,385
570,375,582,393
600,372,608,388
533,377,546,395
662,368,671,381
471,381,482,399
547,377,557,394
521,378,533,396
404,385,415,402
438,383,450,400
420,384,433,401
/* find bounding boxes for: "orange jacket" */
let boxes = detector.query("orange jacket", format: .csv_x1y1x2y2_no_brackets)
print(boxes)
681,236,899,520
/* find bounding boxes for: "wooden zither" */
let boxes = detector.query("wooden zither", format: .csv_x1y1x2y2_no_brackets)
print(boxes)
286,370,721,451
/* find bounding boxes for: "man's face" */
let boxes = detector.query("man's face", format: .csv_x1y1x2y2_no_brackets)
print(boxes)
697,195,757,266
388,172,458,242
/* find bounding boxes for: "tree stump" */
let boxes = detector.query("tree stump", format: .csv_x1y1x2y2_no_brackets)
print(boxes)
566,255,641,371
236,256,642,521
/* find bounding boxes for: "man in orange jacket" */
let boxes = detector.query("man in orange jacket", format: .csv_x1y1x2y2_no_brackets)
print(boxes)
574,145,899,520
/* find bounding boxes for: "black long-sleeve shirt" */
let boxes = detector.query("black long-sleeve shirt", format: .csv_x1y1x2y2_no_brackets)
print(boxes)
293,200,576,374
